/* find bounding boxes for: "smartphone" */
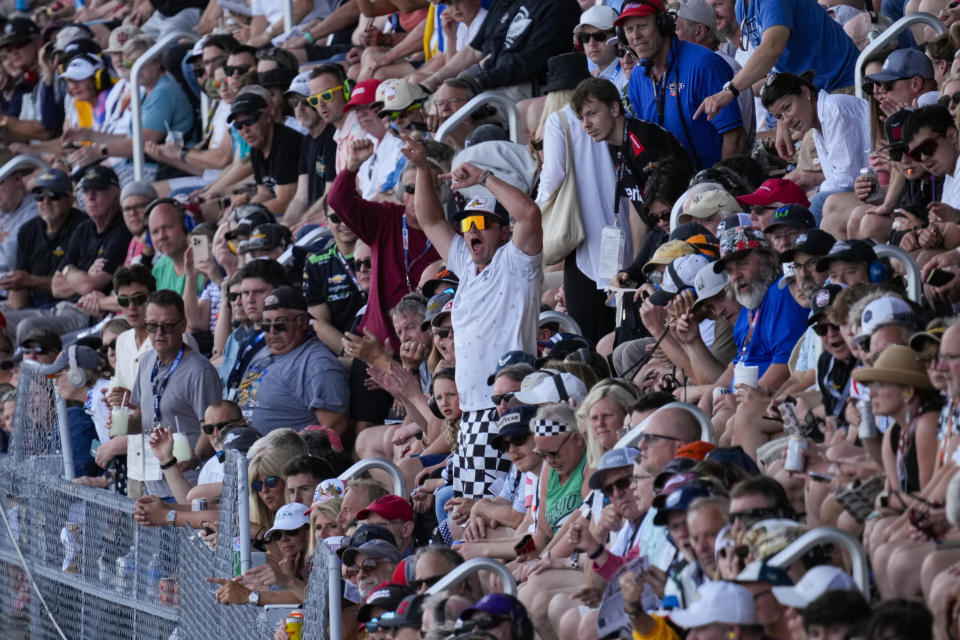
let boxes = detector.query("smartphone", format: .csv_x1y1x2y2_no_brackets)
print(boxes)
513,534,535,556
926,268,955,287
191,234,211,264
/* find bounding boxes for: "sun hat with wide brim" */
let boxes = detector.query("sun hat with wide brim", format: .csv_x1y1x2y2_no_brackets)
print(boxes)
852,344,933,391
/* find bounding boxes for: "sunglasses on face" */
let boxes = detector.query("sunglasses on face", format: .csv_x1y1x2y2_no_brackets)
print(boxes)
144,321,181,334
729,507,780,523
355,258,372,270
225,64,252,77
117,292,149,308
907,134,941,162
813,322,839,337
228,291,241,302
496,433,530,453
491,391,515,405
231,112,262,131
578,30,613,45
408,574,445,591
459,214,493,233
601,475,633,498
307,86,343,106
252,475,280,493
32,190,64,202
402,184,416,195
261,318,298,333
434,326,452,339
105,340,117,352
862,80,896,97
287,95,309,110
463,614,509,632
267,524,308,543
347,558,382,573
201,419,241,435
889,145,906,163
940,92,960,109
122,202,149,214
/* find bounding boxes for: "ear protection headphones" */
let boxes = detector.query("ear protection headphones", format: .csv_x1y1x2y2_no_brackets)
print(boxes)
143,197,197,234
67,345,85,387
313,63,353,101
615,0,676,52
869,257,890,283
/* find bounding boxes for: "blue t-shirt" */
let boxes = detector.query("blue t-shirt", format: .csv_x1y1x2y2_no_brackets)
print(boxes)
139,73,194,136
627,39,742,170
732,276,809,379
736,0,858,92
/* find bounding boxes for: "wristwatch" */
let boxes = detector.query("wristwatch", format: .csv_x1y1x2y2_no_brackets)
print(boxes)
248,590,260,605
479,170,493,188
166,510,176,526
722,80,740,98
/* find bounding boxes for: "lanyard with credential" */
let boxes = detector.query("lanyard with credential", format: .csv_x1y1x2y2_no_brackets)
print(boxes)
738,308,760,363
614,122,629,217
336,250,362,292
402,215,432,292
151,347,184,423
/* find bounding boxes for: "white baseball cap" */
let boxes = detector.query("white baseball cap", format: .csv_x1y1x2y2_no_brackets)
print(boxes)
61,55,103,81
676,0,718,29
670,581,760,628
650,253,711,306
264,502,310,538
852,296,913,346
286,70,312,97
772,565,857,609
691,261,728,311
514,369,589,405
679,189,738,223
574,5,619,33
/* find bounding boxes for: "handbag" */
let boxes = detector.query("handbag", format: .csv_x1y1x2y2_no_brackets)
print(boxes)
540,112,586,265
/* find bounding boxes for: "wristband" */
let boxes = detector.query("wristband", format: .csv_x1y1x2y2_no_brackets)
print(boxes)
304,31,315,45
587,544,605,560
159,457,177,470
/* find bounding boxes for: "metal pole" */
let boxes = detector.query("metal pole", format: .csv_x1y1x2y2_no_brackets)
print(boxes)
319,543,343,639
425,557,518,596
615,401,715,449
0,154,49,181
873,243,922,304
764,527,870,598
855,14,945,99
436,91,521,145
130,31,199,181
283,0,295,34
55,395,74,480
338,458,406,496
236,452,251,572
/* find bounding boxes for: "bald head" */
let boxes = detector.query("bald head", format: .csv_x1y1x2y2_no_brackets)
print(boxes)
637,407,701,473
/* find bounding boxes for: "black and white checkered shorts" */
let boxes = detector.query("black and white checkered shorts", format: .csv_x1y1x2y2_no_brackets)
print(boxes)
452,408,512,500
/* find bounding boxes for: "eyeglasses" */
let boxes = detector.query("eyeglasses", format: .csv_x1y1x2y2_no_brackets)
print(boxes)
630,474,652,487
496,433,530,453
459,214,492,233
307,86,343,106
491,391,515,405
32,190,64,201
922,352,960,365
287,94,309,110
231,112,262,131
578,30,613,44
117,292,149,308
792,258,818,274
201,419,241,435
122,202,149,214
431,97,469,109
347,558,383,573
105,340,117,352
224,64,252,77
252,476,280,493
228,291,241,302
907,134,941,162
462,614,509,632
637,432,682,445
601,475,633,498
355,258,372,270
144,321,181,334
812,322,839,337
262,318,299,333
533,433,573,461
267,524,308,543
409,574,445,591
434,326,452,339
402,184,416,195
729,507,780,523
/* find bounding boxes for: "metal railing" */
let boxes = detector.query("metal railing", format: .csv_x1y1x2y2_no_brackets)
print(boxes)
131,31,200,181
319,543,342,639
234,453,252,573
0,154,49,181
436,91,521,145
425,557,517,597
539,310,583,336
764,527,870,598
338,458,406,496
873,243,922,304
856,14,945,99
615,401,715,448
283,0,295,33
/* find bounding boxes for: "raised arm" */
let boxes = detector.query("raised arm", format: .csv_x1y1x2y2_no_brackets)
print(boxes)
402,138,456,260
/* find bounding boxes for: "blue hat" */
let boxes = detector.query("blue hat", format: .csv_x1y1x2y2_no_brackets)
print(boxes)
487,350,536,385
705,446,761,476
652,484,712,525
588,448,641,490
866,48,934,83
491,405,538,449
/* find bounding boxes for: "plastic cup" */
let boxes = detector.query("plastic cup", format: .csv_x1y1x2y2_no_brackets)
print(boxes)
172,433,191,463
733,364,759,389
110,407,131,436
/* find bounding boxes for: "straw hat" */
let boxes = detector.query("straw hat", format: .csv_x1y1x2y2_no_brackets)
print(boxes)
852,345,933,391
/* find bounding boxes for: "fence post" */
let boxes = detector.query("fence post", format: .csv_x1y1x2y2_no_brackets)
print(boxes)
55,395,74,481
236,453,251,573
338,458,406,496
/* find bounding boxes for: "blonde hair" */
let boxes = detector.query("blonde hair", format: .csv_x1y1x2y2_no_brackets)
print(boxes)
308,497,342,557
535,89,575,142
248,448,300,528
576,384,635,466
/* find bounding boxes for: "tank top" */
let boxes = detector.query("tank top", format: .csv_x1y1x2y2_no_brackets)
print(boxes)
545,454,587,534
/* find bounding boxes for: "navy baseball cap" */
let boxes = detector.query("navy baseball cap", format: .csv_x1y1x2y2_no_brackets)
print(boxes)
779,229,836,264
763,204,816,233
487,350,536,385
491,405,537,450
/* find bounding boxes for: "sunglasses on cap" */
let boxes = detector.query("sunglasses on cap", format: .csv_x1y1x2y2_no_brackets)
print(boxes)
231,112,262,131
201,419,242,435
32,190,65,201
306,86,343,106
459,214,494,233
907,134,941,162
117,292,149,308
578,30,614,45
252,476,279,492
224,64,252,77
228,291,241,302
496,432,530,453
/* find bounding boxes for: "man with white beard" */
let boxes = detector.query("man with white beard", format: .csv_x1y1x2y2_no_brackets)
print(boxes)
709,226,809,395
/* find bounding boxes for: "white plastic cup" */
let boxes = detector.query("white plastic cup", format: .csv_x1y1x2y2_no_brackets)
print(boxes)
110,407,131,436
172,433,191,463
733,364,759,389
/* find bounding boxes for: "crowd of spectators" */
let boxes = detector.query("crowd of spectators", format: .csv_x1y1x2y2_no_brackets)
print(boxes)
6,0,960,638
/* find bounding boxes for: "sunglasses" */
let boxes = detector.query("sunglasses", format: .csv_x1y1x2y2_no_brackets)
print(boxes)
459,214,493,233
32,190,64,201
408,574,445,591
346,558,382,573
907,134,941,162
224,64,252,77
889,145,906,163
327,213,342,223
813,322,839,337
601,475,633,498
252,475,280,493
491,391,515,405
117,292,149,308
434,326,452,339
496,433,530,453
261,319,297,333
307,86,343,106
201,419,241,435
355,258,372,270
533,432,573,461
228,291,241,302
578,30,613,44
463,614,509,632
267,524,308,543
386,103,422,120
402,184,416,195
637,432,682,445
940,92,960,109
729,507,780,523
105,340,117,351
530,138,544,152
20,345,48,355
144,321,181,334
287,95,309,110
231,112,262,131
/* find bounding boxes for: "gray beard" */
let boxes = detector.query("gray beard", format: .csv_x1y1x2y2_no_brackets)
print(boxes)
728,263,777,310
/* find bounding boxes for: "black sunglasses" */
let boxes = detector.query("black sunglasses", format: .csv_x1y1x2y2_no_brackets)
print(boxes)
117,292,149,308
464,614,509,632
578,30,613,44
267,524,308,543
409,574,445,591
261,320,290,333
145,321,181,334
729,507,781,523
228,291,241,301
327,213,342,223
402,184,416,195
32,190,65,201
252,476,279,493
224,64,252,77
434,326,452,339
201,419,241,435
496,433,530,453
939,91,960,109
491,391,515,405
813,322,838,337
355,258,372,269
601,475,633,498
105,340,117,351
231,112,262,131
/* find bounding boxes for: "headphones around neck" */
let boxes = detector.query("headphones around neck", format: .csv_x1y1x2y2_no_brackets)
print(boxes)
67,345,85,387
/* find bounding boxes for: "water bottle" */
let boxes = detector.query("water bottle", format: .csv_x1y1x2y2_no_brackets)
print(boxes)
146,552,162,597
858,395,878,439
123,546,136,593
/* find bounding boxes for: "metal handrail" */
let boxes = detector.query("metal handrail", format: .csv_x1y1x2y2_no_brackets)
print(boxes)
0,154,49,181
765,527,870,598
316,543,343,639
873,243,922,304
283,0,295,34
615,401,715,448
131,31,200,181
856,14,945,99
539,310,582,336
338,457,406,496
235,452,252,573
425,557,518,596
436,91,520,145
277,225,331,267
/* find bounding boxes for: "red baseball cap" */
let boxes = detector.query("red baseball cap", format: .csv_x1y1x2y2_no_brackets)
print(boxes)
614,0,666,25
343,78,381,113
356,494,414,523
736,178,810,208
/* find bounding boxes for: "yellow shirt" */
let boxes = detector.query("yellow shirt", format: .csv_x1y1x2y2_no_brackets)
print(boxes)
632,614,681,640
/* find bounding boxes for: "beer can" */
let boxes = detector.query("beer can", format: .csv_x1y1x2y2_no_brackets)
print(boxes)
285,616,302,640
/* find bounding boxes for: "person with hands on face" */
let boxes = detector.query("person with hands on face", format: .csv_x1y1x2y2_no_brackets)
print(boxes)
866,48,940,118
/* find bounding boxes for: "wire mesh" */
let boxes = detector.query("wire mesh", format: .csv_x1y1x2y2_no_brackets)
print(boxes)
301,545,331,639
9,365,62,459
